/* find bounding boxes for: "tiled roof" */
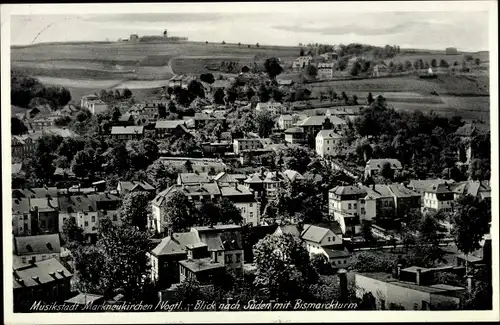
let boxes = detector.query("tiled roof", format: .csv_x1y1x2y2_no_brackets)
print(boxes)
366,159,402,170
111,126,144,135
220,184,253,197
179,258,224,273
329,185,367,196
29,197,59,212
15,234,61,256
12,198,30,214
361,184,394,198
316,130,343,139
425,183,454,194
65,293,104,304
155,120,186,129
193,224,242,233
284,127,304,134
12,187,59,199
387,184,420,198
57,195,96,213
13,258,71,289
178,173,211,184
296,115,346,126
118,181,155,192
300,225,330,243
408,179,452,193
324,248,351,258
220,231,243,250
151,232,201,256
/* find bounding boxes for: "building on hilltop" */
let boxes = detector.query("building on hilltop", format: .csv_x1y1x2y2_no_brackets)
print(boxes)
13,234,61,267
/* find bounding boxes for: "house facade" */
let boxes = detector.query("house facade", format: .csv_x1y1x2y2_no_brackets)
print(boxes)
315,130,346,158
110,126,144,140
284,127,306,144
277,115,294,130
255,101,285,114
233,138,263,154
328,185,370,235
220,184,260,226
365,159,403,179
317,62,336,80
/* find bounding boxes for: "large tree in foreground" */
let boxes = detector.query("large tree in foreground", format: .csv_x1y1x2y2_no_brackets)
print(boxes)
451,195,491,273
253,233,318,300
164,192,196,234
120,191,152,231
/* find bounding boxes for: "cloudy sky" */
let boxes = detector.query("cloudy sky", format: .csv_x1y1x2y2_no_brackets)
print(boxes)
8,3,492,51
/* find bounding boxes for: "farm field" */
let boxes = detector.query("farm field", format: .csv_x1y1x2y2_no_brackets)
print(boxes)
384,51,490,65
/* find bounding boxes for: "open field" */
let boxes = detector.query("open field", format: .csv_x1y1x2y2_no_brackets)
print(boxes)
385,51,490,65
309,75,489,96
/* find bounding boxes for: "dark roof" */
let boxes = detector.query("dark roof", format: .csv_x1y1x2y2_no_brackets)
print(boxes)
329,185,367,196
284,127,304,134
13,258,71,289
57,195,96,213
15,234,61,256
13,187,58,199
178,173,211,184
366,159,402,170
220,231,243,250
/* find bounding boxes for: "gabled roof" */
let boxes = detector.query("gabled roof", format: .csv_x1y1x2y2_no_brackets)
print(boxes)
151,232,201,256
15,234,61,256
425,183,455,194
111,126,144,135
118,181,155,192
296,115,346,126
279,114,294,121
12,163,23,174
316,130,343,139
387,184,420,198
119,113,134,122
155,120,186,129
178,173,211,184
220,184,254,197
408,179,452,193
13,258,72,289
324,248,351,258
329,185,367,196
57,195,96,213
366,159,402,170
13,187,59,199
362,184,394,198
282,170,304,182
300,225,330,243
29,197,59,212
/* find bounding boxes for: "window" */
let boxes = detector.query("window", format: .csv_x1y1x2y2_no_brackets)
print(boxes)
249,212,254,219
421,301,429,310
22,257,26,263
113,215,118,221
42,255,46,259
348,203,352,209
332,260,336,265
84,221,89,227
361,208,365,215
328,237,331,242
226,254,232,263
353,203,357,209
218,252,222,256
384,201,389,207
249,203,253,208
236,254,241,263
91,216,96,223
380,299,386,310
413,303,418,310
24,215,28,220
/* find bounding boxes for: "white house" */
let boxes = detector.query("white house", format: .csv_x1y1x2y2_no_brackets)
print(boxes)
365,159,403,179
292,56,313,71
317,62,336,80
277,115,294,130
422,182,456,214
81,95,108,114
233,138,263,154
328,185,371,235
255,101,285,114
220,184,260,226
315,130,346,158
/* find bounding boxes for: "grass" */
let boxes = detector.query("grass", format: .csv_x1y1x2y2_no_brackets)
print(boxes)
385,51,490,65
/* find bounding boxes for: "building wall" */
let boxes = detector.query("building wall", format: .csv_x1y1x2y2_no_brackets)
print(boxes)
13,213,31,236
223,249,244,271
14,253,60,266
233,140,262,154
152,204,167,234
76,211,99,235
278,119,293,130
355,274,389,310
234,202,260,226
423,192,455,213
330,256,350,269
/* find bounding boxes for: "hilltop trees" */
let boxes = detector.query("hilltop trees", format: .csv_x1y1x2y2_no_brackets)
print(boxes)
11,117,28,135
164,192,196,234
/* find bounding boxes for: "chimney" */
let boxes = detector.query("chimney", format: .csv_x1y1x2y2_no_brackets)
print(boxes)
338,269,348,303
57,269,65,277
416,268,422,286
467,275,473,293
32,276,40,283
49,272,57,279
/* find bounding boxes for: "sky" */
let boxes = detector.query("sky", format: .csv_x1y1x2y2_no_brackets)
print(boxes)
7,3,492,51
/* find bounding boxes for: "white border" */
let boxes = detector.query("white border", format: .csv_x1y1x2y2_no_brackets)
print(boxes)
2,2,499,323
